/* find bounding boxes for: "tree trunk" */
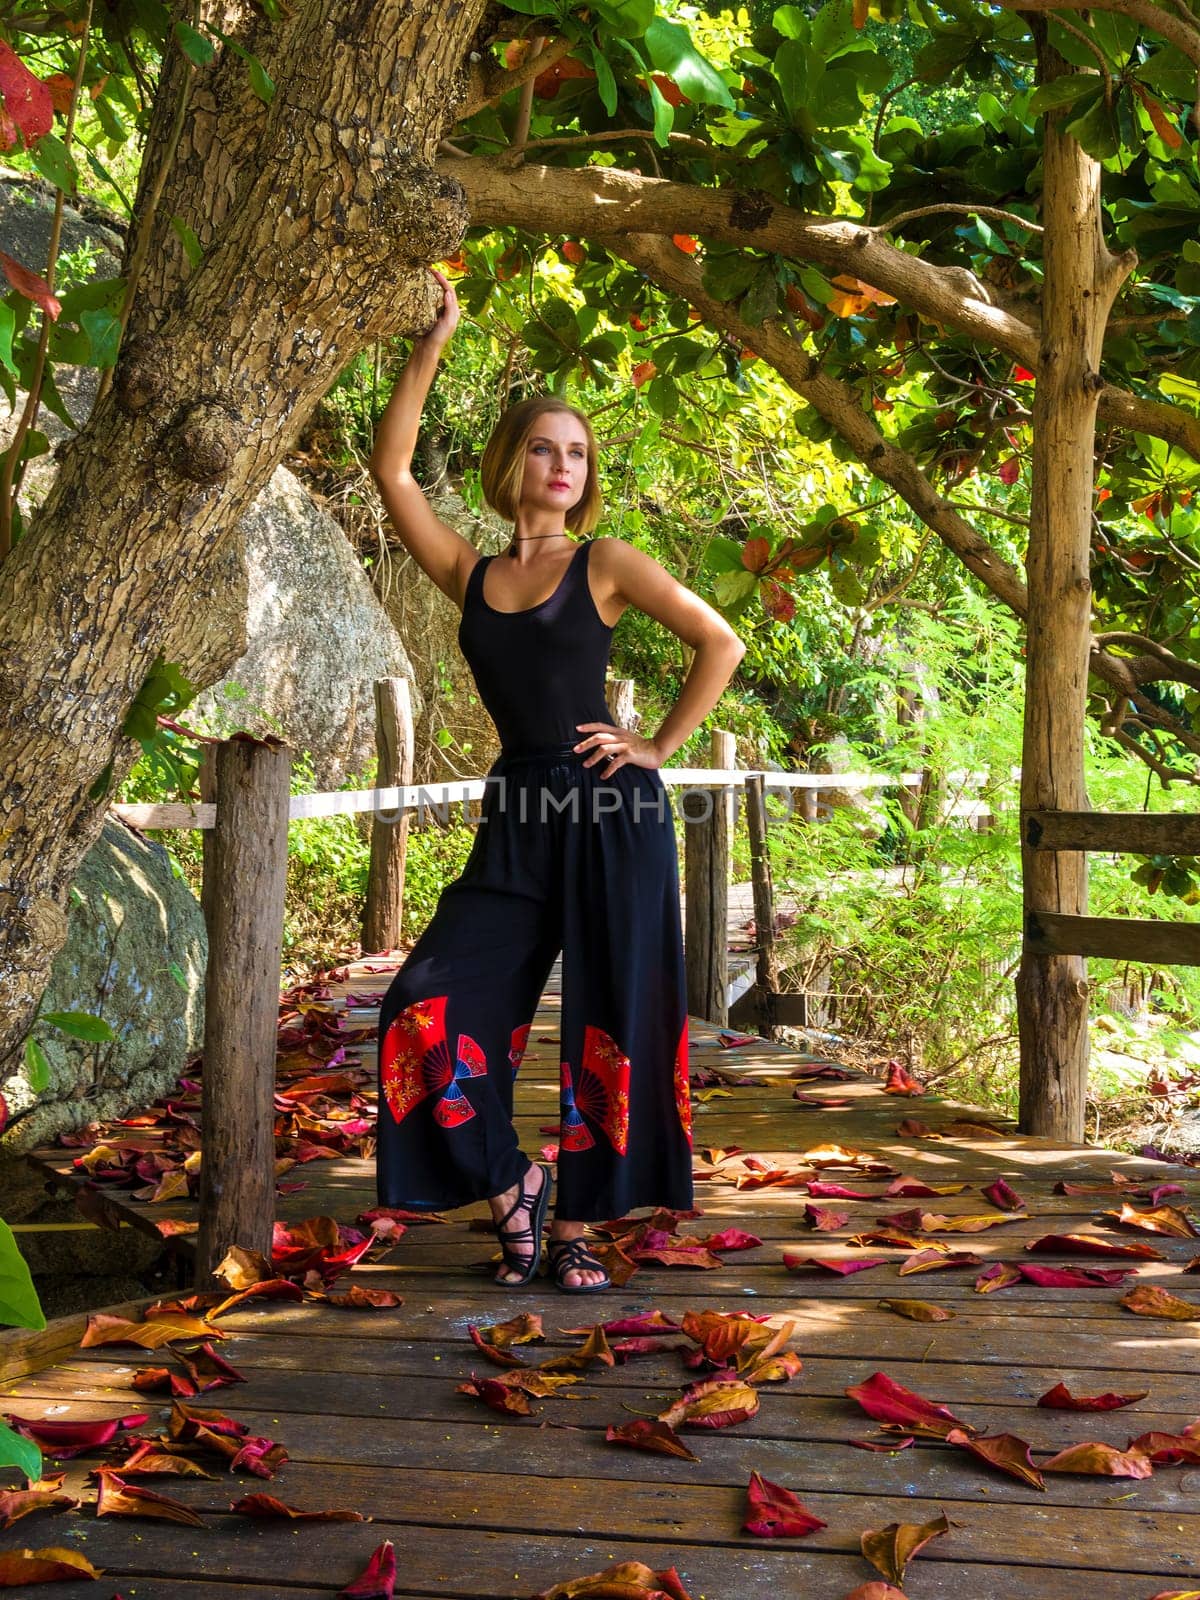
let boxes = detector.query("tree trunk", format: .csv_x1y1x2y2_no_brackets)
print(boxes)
0,0,488,1071
1015,39,1135,1141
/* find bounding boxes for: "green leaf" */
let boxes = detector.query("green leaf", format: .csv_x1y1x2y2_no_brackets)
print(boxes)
81,306,122,368
705,535,748,574
174,19,215,66
741,268,778,327
646,71,673,147
41,1010,115,1043
0,1420,42,1480
594,0,654,38
713,569,757,606
30,134,78,196
0,300,15,376
643,18,733,108
24,1037,50,1093
0,1221,46,1333
170,215,204,268
1064,86,1119,162
1028,76,1100,116
169,961,189,990
243,54,276,105
772,6,809,41
588,41,619,116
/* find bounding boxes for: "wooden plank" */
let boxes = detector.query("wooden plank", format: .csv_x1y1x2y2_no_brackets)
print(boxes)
42,1335,1200,1414
24,1459,1200,1579
1026,910,1200,966
0,1293,160,1383
4,1514,1170,1600
1026,808,1200,855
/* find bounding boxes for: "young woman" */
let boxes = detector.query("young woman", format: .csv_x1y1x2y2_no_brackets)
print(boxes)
368,270,745,1293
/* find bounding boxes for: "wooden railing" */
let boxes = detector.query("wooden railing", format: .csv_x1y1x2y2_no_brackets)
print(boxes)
1023,810,1200,967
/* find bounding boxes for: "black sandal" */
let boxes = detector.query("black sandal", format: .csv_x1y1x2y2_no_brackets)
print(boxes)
492,1162,552,1286
547,1235,612,1294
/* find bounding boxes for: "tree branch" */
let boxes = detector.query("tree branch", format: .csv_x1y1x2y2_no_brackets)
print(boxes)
458,34,573,122
440,155,1200,464
877,203,1043,235
607,231,1032,619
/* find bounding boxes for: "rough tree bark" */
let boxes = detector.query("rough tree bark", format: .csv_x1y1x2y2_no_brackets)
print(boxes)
0,0,490,1071
1015,39,1134,1141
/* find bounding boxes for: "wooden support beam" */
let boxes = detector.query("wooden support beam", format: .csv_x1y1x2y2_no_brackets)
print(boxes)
362,678,414,955
1026,912,1200,967
195,736,291,1288
744,773,780,1041
607,676,638,731
684,729,733,1026
1026,810,1200,855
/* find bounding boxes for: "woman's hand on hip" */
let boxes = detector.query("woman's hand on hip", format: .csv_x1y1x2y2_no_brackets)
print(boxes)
574,723,662,777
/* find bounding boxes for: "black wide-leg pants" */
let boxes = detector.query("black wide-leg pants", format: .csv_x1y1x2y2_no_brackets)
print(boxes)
375,744,693,1222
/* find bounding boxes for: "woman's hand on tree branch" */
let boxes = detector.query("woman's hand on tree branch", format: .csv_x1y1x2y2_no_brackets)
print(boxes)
574,722,663,777
414,268,460,357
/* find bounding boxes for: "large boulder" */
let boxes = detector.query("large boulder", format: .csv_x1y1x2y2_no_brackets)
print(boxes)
0,820,206,1204
195,467,421,786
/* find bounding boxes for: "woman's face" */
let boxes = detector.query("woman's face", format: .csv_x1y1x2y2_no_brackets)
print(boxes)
519,410,591,515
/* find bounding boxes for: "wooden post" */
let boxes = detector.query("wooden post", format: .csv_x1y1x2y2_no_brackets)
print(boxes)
798,784,818,824
744,772,780,1040
684,729,733,1025
1015,38,1134,1142
362,677,414,954
608,677,639,731
195,736,291,1287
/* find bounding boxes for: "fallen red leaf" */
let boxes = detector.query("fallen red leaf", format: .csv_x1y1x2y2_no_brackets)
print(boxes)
1038,1383,1147,1411
468,1324,526,1368
850,1436,915,1453
232,1493,366,1520
784,1253,889,1275
131,1367,196,1397
1025,1234,1163,1260
804,1204,850,1231
877,1298,955,1322
1120,1285,1200,1320
565,1312,677,1338
861,1512,951,1584
974,1264,1023,1293
844,1373,969,1439
4,1413,144,1459
806,1181,878,1199
920,1211,1027,1233
456,1375,533,1416
0,1545,103,1584
338,1539,397,1598
539,1325,616,1372
842,1586,910,1600
884,1178,966,1198
742,1470,827,1537
701,1228,763,1251
80,1311,220,1348
896,1118,932,1136
0,1481,78,1529
209,1278,306,1317
605,1420,699,1462
1041,1441,1153,1478
659,1375,760,1430
323,1286,404,1309
898,1250,983,1275
883,1062,925,1095
1127,1431,1200,1465
535,1561,694,1599
1100,1203,1200,1239
743,1350,804,1384
95,1469,205,1526
982,1178,1024,1211
947,1427,1044,1489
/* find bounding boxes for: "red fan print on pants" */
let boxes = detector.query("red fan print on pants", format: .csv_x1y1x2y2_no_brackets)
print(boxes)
559,1025,630,1156
509,1022,532,1078
674,1016,692,1144
380,994,486,1129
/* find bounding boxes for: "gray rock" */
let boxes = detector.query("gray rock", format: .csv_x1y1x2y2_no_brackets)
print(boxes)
196,466,422,787
0,168,124,286
1,820,206,1179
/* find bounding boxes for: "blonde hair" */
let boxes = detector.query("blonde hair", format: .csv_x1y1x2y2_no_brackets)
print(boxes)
480,396,603,533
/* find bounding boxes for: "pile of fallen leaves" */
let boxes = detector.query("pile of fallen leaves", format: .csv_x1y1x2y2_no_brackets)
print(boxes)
56,975,382,1235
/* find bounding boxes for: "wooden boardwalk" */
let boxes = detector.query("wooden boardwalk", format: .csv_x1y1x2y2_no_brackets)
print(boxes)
5,958,1200,1598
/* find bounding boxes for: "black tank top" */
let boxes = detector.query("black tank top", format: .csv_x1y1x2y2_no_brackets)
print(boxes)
458,538,615,755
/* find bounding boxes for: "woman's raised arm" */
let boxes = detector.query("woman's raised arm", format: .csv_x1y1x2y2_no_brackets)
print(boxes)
369,270,480,608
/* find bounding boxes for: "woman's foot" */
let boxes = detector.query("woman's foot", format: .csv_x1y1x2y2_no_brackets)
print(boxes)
488,1162,551,1286
547,1222,610,1292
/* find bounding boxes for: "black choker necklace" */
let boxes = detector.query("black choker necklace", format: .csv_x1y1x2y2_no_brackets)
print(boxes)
506,532,572,554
